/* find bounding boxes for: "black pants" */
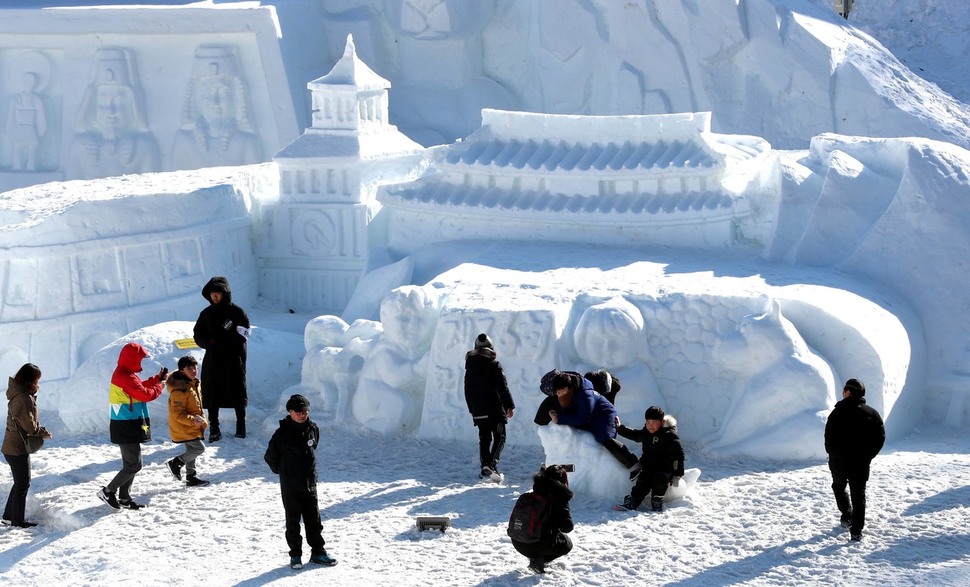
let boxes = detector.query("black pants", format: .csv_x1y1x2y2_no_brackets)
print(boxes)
208,406,246,434
281,490,326,558
477,421,507,469
512,532,573,564
630,469,672,507
830,462,870,534
2,453,30,524
603,438,639,469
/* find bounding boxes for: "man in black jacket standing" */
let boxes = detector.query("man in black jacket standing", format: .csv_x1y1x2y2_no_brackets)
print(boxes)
824,378,886,541
464,333,515,479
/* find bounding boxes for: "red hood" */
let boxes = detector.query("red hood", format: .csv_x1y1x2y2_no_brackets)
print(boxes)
117,342,147,373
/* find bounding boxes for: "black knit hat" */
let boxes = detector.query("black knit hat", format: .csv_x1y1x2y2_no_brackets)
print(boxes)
474,333,493,349
286,394,310,412
645,406,665,421
843,378,866,397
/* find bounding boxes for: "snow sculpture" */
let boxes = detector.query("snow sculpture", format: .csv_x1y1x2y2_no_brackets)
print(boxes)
417,301,558,447
6,51,50,172
260,35,425,313
569,297,664,427
301,314,380,424
171,45,262,170
351,285,439,434
66,47,160,180
378,110,771,254
710,297,836,459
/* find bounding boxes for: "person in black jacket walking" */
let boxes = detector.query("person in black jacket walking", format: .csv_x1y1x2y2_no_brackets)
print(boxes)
264,394,337,569
616,405,685,512
464,333,515,478
510,464,574,574
824,378,886,541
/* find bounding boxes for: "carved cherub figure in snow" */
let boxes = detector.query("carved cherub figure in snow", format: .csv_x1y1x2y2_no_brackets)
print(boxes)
710,297,837,458
572,297,664,427
351,286,439,434
301,315,381,424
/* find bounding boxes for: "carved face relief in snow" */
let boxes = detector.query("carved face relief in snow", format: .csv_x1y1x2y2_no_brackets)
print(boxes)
574,298,644,370
351,286,440,434
379,285,438,354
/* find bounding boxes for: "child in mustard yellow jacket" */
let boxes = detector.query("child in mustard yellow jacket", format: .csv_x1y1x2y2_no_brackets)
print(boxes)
167,356,210,487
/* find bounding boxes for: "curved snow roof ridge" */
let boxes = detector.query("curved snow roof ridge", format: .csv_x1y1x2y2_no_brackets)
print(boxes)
446,137,718,172
382,182,736,217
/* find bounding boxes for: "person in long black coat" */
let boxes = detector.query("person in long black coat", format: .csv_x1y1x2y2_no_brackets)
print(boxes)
509,464,574,574
824,378,885,541
464,333,515,477
193,276,250,441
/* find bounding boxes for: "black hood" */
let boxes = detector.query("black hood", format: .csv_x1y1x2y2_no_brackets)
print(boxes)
202,276,232,304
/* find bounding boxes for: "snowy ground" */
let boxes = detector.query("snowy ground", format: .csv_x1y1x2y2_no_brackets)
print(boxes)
2,392,969,585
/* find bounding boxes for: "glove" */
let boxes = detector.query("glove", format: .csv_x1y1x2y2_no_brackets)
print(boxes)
670,476,681,487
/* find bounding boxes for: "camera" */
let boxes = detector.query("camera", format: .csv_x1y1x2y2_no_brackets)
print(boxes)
561,464,575,472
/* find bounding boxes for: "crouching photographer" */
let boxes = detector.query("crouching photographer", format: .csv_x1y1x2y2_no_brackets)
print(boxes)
507,464,574,574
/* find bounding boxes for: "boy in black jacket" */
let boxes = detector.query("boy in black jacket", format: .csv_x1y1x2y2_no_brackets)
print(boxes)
264,394,337,570
616,405,685,512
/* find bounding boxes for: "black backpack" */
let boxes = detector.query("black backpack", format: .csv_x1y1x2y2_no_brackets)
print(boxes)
507,491,551,543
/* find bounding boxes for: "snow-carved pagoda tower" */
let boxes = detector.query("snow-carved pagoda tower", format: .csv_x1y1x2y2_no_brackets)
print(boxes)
257,35,424,312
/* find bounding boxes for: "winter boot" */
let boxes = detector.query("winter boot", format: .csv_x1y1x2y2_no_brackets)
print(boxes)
528,558,545,574
208,422,222,442
186,474,211,487
167,457,184,481
651,496,664,512
234,417,246,439
290,556,303,569
309,551,338,566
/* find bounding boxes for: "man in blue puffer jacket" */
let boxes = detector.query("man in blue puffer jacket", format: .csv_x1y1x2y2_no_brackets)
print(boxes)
548,371,638,470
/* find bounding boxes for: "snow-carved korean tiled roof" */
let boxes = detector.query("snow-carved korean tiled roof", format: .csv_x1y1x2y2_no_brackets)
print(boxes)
438,110,768,175
444,137,717,171
381,180,740,220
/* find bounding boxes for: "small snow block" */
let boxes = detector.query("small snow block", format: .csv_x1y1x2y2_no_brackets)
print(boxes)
416,516,452,532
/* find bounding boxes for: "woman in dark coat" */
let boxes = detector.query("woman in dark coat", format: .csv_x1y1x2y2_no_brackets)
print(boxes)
193,276,250,441
509,464,574,574
2,363,51,528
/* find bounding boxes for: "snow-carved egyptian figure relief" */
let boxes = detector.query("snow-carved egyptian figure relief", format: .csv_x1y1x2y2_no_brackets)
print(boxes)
66,47,160,180
5,51,51,172
710,297,837,458
569,297,664,427
171,45,261,170
351,286,439,434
